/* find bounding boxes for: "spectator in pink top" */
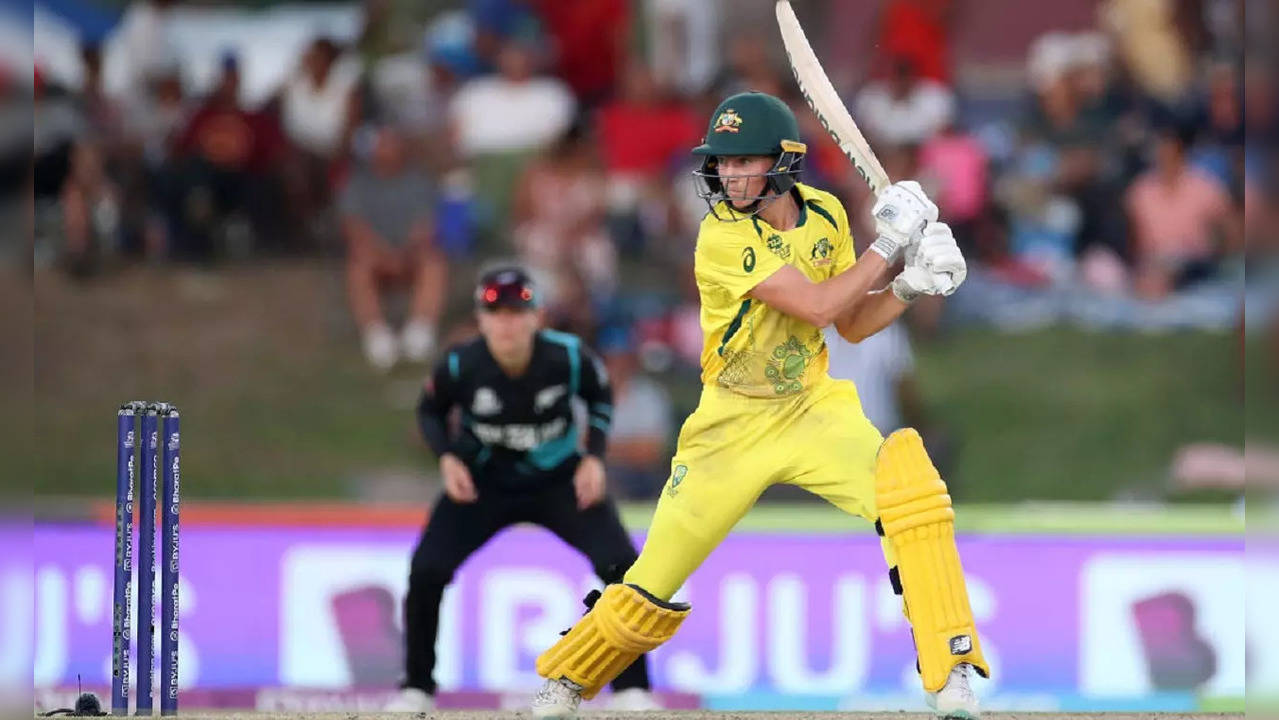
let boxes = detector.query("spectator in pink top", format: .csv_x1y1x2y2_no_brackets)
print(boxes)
919,119,988,253
1124,126,1240,298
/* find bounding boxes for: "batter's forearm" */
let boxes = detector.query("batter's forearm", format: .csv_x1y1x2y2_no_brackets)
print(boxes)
813,253,891,327
834,288,910,343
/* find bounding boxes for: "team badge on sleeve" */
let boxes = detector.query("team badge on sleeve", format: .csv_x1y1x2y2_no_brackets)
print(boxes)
666,464,688,498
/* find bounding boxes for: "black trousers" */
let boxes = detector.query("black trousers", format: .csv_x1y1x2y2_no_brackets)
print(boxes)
402,477,649,694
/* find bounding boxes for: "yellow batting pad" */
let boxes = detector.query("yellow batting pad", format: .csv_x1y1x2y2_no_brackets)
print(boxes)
876,428,991,692
536,583,690,699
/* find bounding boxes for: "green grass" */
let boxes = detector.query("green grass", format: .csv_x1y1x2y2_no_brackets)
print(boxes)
915,328,1241,502
34,265,1242,504
34,264,432,499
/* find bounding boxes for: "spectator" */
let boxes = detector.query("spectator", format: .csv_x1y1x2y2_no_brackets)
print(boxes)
598,326,673,498
919,119,988,253
872,0,954,84
596,64,701,255
79,42,155,260
1125,125,1240,298
644,0,721,98
354,0,426,68
60,141,120,277
370,14,476,173
281,37,362,240
77,44,123,145
449,37,575,237
1023,35,1106,148
1188,62,1245,191
1100,0,1194,103
597,65,700,185
468,0,543,70
33,68,81,204
1069,32,1126,133
448,39,574,157
971,205,1054,289
165,53,285,259
125,65,186,172
542,267,598,340
341,125,447,371
530,0,629,105
107,0,179,106
512,123,614,308
282,37,362,161
715,33,786,99
854,56,955,147
995,146,1082,283
1017,33,1130,276
116,63,187,260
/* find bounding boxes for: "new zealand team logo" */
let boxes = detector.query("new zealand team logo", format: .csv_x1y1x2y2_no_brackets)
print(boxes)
534,384,567,413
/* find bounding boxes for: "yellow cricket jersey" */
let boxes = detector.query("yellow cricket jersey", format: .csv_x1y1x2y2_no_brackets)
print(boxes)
695,182,855,397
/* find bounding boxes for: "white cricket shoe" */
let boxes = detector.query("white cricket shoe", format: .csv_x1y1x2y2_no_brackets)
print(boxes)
362,323,398,372
400,319,436,363
927,662,980,719
609,687,662,711
384,687,434,712
531,677,583,719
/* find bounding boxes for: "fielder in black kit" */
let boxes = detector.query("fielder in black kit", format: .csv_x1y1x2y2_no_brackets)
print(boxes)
386,266,658,713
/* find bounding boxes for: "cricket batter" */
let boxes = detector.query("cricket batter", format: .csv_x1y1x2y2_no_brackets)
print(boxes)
387,266,658,713
531,92,988,719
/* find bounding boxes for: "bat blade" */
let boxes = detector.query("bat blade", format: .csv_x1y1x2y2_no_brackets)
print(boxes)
775,0,891,194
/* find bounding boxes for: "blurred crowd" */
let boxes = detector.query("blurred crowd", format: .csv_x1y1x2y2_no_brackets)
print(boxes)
32,0,1267,494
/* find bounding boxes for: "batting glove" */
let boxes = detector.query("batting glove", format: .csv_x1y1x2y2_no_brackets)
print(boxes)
870,180,938,262
891,265,941,303
916,222,967,296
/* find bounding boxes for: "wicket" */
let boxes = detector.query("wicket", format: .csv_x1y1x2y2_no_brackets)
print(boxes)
112,401,181,716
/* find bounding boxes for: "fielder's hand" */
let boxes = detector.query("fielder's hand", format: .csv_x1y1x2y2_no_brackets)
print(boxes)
870,180,938,262
439,452,478,503
574,455,607,510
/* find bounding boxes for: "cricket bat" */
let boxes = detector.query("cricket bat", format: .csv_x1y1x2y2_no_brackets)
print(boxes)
775,0,891,195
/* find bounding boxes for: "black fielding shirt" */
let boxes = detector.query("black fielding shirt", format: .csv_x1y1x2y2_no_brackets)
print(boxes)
416,330,613,488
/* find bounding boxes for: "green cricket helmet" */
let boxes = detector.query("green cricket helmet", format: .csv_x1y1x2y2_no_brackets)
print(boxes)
692,91,807,221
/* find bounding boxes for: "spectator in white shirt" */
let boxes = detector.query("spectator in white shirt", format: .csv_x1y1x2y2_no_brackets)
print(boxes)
854,56,955,147
105,0,178,106
280,37,362,247
281,37,362,160
448,40,575,157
